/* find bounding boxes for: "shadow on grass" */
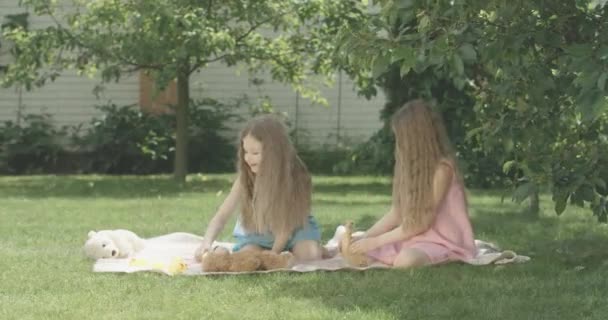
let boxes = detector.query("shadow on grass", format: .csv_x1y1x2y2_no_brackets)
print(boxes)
314,198,391,207
313,182,391,196
264,204,608,319
0,174,392,199
471,204,608,270
0,175,234,199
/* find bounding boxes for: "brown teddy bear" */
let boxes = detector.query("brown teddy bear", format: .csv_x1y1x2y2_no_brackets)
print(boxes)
201,247,294,273
339,221,371,267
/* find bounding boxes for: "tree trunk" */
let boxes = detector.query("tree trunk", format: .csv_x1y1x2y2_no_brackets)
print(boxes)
174,68,189,183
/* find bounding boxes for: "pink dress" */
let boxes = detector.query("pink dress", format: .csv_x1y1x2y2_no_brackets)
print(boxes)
367,172,476,265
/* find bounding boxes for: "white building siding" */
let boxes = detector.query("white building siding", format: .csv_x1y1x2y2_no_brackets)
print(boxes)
190,63,384,146
0,2,140,127
0,71,139,127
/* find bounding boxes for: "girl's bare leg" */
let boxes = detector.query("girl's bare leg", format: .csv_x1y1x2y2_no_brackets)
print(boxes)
393,248,430,268
291,240,323,261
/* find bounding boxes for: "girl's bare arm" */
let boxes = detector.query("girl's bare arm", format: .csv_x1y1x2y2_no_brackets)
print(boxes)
198,179,241,252
364,206,400,238
358,161,454,250
271,231,290,253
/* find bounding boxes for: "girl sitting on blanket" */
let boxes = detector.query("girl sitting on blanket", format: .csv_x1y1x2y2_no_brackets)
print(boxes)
350,99,476,268
194,114,323,262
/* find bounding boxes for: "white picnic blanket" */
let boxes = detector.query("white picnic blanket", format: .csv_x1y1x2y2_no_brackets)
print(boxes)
92,227,530,276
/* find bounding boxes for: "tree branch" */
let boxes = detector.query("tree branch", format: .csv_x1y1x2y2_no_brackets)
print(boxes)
46,7,166,73
189,10,291,74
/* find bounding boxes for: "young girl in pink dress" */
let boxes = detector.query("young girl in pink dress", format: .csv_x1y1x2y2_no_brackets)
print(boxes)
351,100,476,268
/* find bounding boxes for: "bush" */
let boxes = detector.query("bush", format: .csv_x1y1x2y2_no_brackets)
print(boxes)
0,114,67,174
298,147,351,175
0,98,240,175
187,98,241,173
332,126,395,175
74,99,240,174
73,103,174,174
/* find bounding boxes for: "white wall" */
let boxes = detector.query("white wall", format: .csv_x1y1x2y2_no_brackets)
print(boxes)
190,63,384,146
0,2,140,128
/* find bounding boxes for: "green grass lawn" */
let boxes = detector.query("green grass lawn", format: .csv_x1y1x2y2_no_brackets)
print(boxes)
1,174,607,320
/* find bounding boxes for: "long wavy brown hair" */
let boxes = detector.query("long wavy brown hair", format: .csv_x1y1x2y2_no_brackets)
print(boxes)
237,114,311,235
392,99,457,231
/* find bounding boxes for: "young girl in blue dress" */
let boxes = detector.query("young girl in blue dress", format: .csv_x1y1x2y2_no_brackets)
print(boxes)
194,115,323,261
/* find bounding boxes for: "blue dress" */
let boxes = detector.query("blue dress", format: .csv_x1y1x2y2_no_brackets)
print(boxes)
232,215,321,251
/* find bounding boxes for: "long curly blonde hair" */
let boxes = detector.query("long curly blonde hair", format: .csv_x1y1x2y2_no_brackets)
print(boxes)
392,100,455,231
237,115,311,235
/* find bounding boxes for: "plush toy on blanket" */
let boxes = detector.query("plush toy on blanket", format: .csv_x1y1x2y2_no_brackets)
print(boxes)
129,257,188,275
83,229,146,259
201,247,294,272
339,221,371,267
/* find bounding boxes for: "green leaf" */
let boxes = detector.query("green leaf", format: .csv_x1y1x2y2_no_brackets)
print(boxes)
552,186,571,216
452,54,464,75
503,138,514,152
400,63,411,77
418,15,430,32
413,53,429,73
371,54,391,79
392,46,416,66
597,72,607,91
598,44,608,60
590,0,608,9
570,189,586,207
592,177,606,189
502,160,516,174
396,0,414,9
464,126,484,141
565,44,592,58
453,77,465,90
394,47,415,60
458,43,477,62
574,70,600,89
555,194,568,215
512,181,536,204
578,184,596,202
577,90,606,122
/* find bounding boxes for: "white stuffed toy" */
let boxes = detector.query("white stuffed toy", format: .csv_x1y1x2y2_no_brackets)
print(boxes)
83,229,146,260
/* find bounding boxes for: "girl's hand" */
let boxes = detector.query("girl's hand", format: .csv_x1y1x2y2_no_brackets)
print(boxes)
194,242,212,262
350,237,380,254
272,231,290,253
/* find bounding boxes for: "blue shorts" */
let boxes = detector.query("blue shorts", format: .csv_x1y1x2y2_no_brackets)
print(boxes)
232,215,321,252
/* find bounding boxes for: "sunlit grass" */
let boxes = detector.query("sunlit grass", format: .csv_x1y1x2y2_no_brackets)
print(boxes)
1,174,607,319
